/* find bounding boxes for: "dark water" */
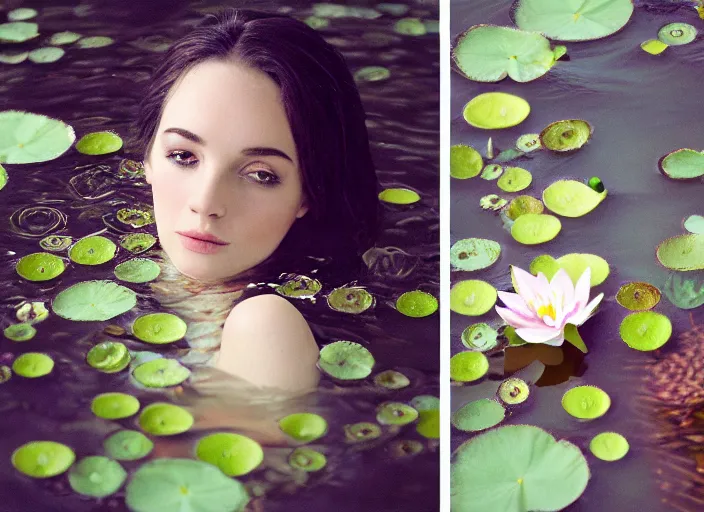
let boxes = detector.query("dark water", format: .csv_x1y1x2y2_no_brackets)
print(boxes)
451,0,703,511
0,1,439,511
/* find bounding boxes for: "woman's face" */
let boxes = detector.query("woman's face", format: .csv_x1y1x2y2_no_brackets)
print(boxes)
144,59,308,283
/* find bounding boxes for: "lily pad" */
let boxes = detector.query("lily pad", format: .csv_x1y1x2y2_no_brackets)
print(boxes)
344,422,382,443
87,341,131,373
354,66,390,82
511,213,562,244
497,166,532,192
393,17,426,36
68,456,126,498
278,413,328,443
91,392,140,420
16,301,49,324
12,352,53,377
516,133,542,152
119,233,157,254
452,25,561,83
40,235,73,251
543,179,607,218
451,425,589,512
0,22,39,43
76,131,123,155
396,290,438,317
318,340,374,380
138,403,193,436
512,0,634,41
304,16,329,29
378,188,419,204
498,377,530,405
125,458,249,512
658,148,704,180
416,409,440,439
450,280,497,316
619,311,672,351
0,111,76,164
326,287,374,314
684,215,704,234
373,370,410,389
114,258,161,283
562,385,611,419
411,395,440,412
289,447,327,472
16,252,65,281
481,164,503,180
53,280,137,321
641,39,668,55
0,166,7,191
4,322,36,342
28,47,65,64
104,430,154,461
8,8,38,21
529,253,610,286
506,195,544,220
656,234,704,271
313,3,382,19
463,92,530,130
589,432,630,462
49,31,82,45
658,22,697,45
133,358,191,388
616,282,661,311
0,51,28,64
450,144,483,179
11,441,75,478
540,119,593,152
450,351,489,382
76,36,114,49
376,402,419,426
275,275,322,298
132,313,187,344
452,399,505,432
663,270,704,309
116,207,155,228
196,433,263,477
461,323,498,351
69,235,117,265
450,238,501,272
480,194,508,211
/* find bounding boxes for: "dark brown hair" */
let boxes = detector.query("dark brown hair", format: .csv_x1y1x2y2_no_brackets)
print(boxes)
132,8,379,276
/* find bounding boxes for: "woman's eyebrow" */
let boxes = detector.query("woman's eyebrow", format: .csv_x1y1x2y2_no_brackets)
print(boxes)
163,127,204,145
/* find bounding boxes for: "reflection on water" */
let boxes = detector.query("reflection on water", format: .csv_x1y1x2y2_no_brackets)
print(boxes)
0,1,439,510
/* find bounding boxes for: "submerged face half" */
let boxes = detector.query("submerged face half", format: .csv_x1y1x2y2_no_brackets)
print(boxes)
144,59,308,283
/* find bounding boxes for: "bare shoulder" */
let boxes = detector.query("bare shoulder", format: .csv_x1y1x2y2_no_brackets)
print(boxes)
216,294,320,393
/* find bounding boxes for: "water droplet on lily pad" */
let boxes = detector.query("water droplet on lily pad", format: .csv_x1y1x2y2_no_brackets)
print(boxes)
133,358,191,388
656,233,704,270
354,65,390,82
516,133,542,152
463,92,530,130
561,385,611,419
658,148,704,180
0,111,75,164
461,323,498,351
139,403,193,436
12,441,75,478
450,351,489,382
480,163,503,180
114,258,161,283
16,252,65,281
450,280,497,316
318,340,374,380
480,194,507,211
132,313,187,344
619,311,672,351
76,131,123,155
289,447,327,472
450,144,483,179
378,187,420,204
0,22,39,43
196,433,263,477
53,280,136,321
275,275,322,298
91,392,140,420
498,377,529,405
511,213,562,244
658,22,697,45
28,47,65,64
540,119,593,152
104,430,154,461
87,341,131,373
376,402,419,426
451,398,505,431
344,422,381,443
589,432,629,461
543,179,607,217
396,290,438,317
49,31,82,45
326,287,374,314
616,282,661,311
69,235,116,265
373,369,410,389
506,195,544,220
393,17,426,36
497,166,532,192
68,456,127,497
279,413,328,443
76,36,114,48
12,352,54,378
40,235,73,251
4,322,36,342
450,238,501,272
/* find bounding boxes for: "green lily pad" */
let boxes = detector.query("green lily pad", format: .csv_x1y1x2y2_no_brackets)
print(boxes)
589,432,630,461
16,301,49,324
40,235,73,251
344,422,382,443
641,39,668,55
133,358,191,388
656,234,704,271
376,402,419,425
12,352,54,377
498,377,530,405
616,282,661,311
69,235,117,265
562,385,611,419
450,280,497,316
497,166,532,192
4,322,36,342
396,290,438,317
373,369,411,389
119,233,157,254
512,0,634,41
0,22,39,43
506,195,544,220
450,238,501,272
393,17,426,36
132,313,187,344
326,287,374,314
452,399,505,432
511,213,562,245
663,271,704,309
619,311,672,351
278,413,328,443
451,425,589,512
540,119,593,152
516,133,542,152
8,8,38,21
684,215,704,234
543,180,607,218
68,456,127,498
461,323,498,351
377,3,410,16
11,441,75,478
529,253,610,286
16,252,65,281
275,275,322,298
138,403,193,436
104,430,154,461
114,258,161,283
49,31,82,45
313,3,382,19
304,16,329,29
416,409,440,439
0,51,28,64
410,395,440,412
318,340,374,380
196,433,263,477
378,188,420,204
0,365,11,383
480,194,508,211
659,148,704,180
289,447,327,472
76,131,123,155
452,25,561,83
116,207,155,228
87,341,131,373
125,458,249,512
354,66,390,82
76,36,114,48
450,351,489,382
0,165,7,190
0,111,76,164
53,280,137,321
463,92,530,130
28,47,65,64
481,164,503,180
658,22,697,45
91,392,140,420
450,144,483,179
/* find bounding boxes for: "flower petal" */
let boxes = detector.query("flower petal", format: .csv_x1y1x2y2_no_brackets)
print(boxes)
550,268,574,308
511,265,540,302
515,326,563,344
569,292,604,326
495,306,543,329
497,291,533,317
573,267,592,309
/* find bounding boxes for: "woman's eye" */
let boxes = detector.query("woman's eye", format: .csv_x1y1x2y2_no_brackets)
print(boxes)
247,169,281,186
166,150,197,167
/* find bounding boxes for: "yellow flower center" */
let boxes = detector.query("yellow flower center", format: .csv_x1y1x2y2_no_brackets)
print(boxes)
536,303,556,320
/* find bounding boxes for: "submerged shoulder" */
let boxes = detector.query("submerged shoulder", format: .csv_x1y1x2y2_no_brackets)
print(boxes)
225,293,310,334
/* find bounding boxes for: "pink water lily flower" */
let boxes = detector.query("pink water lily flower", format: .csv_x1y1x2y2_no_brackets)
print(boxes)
496,266,604,346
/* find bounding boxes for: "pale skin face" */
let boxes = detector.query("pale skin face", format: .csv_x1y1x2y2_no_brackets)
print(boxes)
144,59,308,283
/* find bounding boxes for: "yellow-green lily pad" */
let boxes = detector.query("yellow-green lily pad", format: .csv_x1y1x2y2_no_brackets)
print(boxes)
326,287,374,314
684,215,704,234
0,22,39,43
396,290,438,317
49,31,82,45
28,47,65,64
376,402,419,426
53,280,136,321
87,341,131,373
40,235,73,252
450,351,489,382
480,194,508,211
69,235,116,265
76,131,123,155
658,22,697,45
0,51,28,64
450,238,501,271
461,323,498,351
76,36,114,48
540,119,593,152
658,148,704,180
529,253,610,286
103,430,153,461
506,195,544,220
450,144,483,179
344,422,381,443
394,17,427,36
279,412,328,443
119,233,157,254
4,323,36,342
132,313,187,344
275,275,322,299
318,340,374,380
480,164,503,180
354,65,390,82
452,399,505,431
543,180,607,217
450,280,497,316
11,441,75,478
0,165,7,189
619,311,672,351
641,39,668,55
378,188,420,204
497,166,532,192
0,111,76,164
8,8,38,21
16,252,65,281
416,409,440,439
114,258,161,283
516,133,542,152
195,433,263,477
91,392,140,420
510,213,562,244
498,377,530,405
589,432,630,462
462,92,530,130
12,352,54,378
138,402,193,436
133,358,191,388
373,370,410,389
656,234,704,271
562,385,611,419
289,447,327,472
68,456,126,498
616,282,661,311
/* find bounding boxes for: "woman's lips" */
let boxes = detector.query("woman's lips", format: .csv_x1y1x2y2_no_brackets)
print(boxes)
177,233,228,254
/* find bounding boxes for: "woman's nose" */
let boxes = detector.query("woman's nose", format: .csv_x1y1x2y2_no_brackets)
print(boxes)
187,170,227,219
